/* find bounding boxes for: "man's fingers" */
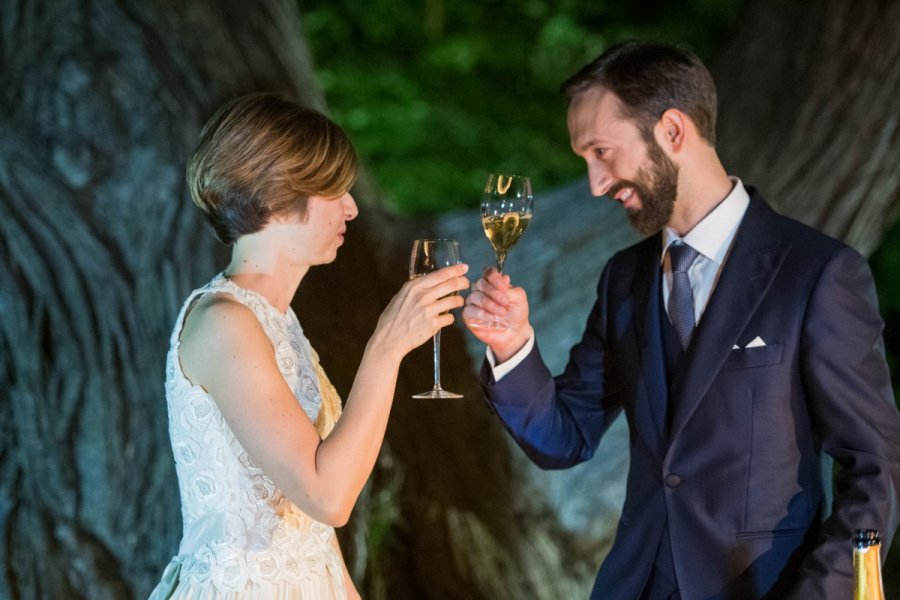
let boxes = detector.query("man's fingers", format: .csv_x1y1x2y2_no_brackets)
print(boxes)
504,285,526,304
466,289,509,316
481,266,510,290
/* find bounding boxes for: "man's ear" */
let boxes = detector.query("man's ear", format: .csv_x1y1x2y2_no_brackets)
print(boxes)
656,108,688,152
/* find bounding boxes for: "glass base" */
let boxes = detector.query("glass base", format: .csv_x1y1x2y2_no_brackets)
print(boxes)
412,386,464,399
466,318,509,331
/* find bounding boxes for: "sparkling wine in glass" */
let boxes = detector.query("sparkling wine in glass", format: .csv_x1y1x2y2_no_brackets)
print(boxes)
471,173,533,330
482,173,533,272
410,239,463,399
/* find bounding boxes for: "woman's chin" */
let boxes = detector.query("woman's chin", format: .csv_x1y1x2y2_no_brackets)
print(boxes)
318,250,339,265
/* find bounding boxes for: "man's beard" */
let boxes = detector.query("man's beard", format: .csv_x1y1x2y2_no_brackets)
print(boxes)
608,140,679,236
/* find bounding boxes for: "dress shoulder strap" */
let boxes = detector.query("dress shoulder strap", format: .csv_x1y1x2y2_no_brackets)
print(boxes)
168,274,238,348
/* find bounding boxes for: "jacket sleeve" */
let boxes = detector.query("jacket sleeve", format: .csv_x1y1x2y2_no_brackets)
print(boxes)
790,247,900,596
480,261,624,470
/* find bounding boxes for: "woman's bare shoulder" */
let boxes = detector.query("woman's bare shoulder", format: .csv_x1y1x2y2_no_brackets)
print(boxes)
178,293,273,387
182,292,262,341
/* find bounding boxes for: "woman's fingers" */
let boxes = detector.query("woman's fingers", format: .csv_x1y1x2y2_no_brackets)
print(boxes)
406,265,470,305
373,264,472,359
432,292,466,315
416,263,469,287
395,264,469,325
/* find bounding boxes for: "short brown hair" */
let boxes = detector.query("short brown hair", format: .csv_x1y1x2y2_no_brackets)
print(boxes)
187,93,358,245
561,41,717,145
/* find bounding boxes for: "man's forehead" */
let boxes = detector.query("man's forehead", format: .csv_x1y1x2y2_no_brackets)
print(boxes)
567,88,633,149
576,89,633,120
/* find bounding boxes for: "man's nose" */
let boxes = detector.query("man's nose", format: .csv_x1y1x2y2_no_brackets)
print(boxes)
588,163,614,197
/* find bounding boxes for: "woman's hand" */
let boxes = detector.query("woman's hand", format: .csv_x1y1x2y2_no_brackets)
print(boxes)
369,263,470,361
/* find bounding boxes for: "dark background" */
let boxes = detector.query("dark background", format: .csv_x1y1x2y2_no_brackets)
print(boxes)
1,0,898,597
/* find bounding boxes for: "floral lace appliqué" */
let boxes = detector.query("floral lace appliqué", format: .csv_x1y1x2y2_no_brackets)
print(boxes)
161,274,345,597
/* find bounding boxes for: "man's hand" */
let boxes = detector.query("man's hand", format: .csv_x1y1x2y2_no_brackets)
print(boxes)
463,267,533,363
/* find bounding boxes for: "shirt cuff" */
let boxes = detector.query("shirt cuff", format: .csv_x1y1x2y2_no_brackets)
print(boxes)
486,335,536,382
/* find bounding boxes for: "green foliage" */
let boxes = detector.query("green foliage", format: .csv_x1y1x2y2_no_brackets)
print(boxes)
300,0,741,215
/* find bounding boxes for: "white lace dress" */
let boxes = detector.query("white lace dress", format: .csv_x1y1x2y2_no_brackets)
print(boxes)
150,274,347,600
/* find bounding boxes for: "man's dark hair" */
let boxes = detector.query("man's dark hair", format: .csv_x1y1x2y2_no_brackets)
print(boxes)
560,41,718,145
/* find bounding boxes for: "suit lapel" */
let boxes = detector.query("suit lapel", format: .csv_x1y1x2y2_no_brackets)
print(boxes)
668,196,791,442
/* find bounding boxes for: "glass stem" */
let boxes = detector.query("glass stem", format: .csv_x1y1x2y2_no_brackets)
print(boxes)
432,329,442,389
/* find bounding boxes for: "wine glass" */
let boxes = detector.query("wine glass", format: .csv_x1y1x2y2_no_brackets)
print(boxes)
471,172,533,329
410,239,463,399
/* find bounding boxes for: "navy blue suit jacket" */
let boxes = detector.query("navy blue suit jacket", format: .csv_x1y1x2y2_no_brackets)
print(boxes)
481,191,900,599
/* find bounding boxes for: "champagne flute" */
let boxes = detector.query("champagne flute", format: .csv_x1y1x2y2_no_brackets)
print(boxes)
471,172,533,329
410,239,463,399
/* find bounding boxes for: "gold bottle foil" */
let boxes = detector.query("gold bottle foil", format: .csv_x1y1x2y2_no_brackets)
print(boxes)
853,540,885,600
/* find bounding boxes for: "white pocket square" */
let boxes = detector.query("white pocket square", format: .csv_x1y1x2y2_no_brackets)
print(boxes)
745,336,766,348
733,336,767,350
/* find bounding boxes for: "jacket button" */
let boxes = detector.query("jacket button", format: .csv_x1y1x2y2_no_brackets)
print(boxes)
665,474,681,488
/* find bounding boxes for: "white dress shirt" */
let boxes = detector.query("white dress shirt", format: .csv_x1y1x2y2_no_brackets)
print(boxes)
661,177,749,325
488,178,750,381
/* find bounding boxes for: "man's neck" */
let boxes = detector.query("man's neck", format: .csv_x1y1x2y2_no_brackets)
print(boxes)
668,158,733,237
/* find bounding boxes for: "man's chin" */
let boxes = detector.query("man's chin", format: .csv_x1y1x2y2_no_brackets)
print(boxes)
627,210,667,236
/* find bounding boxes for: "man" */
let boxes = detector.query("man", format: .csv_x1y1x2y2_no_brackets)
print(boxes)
464,41,900,599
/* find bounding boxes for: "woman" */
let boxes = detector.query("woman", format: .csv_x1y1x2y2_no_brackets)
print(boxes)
150,93,469,599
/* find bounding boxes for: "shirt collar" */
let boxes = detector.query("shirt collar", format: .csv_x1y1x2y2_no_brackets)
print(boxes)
661,177,750,265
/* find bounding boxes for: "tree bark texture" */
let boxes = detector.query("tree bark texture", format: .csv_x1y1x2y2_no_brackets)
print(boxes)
0,0,340,597
2,1,899,599
714,0,900,256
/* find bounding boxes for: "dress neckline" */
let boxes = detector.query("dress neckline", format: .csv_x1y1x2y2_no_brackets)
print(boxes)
214,273,293,319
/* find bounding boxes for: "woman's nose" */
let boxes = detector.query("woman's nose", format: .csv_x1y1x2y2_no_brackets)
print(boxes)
343,193,358,220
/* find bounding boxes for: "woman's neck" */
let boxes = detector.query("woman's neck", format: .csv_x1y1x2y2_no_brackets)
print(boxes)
224,234,309,313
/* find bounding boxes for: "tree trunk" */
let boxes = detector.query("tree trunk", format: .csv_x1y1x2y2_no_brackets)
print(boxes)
0,0,352,597
714,0,900,256
2,1,899,599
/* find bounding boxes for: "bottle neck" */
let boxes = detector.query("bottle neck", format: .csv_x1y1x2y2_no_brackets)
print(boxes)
853,542,885,600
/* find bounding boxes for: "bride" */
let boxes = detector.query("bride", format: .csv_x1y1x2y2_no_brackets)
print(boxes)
150,93,469,599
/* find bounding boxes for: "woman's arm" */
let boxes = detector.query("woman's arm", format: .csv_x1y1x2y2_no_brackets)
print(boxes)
179,264,469,526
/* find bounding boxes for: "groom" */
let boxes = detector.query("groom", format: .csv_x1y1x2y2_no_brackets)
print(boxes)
464,41,900,599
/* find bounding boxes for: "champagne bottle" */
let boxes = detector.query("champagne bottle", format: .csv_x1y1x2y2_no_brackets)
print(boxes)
853,529,885,600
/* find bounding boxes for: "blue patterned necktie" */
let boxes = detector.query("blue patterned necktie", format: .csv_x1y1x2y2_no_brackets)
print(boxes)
667,242,700,351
